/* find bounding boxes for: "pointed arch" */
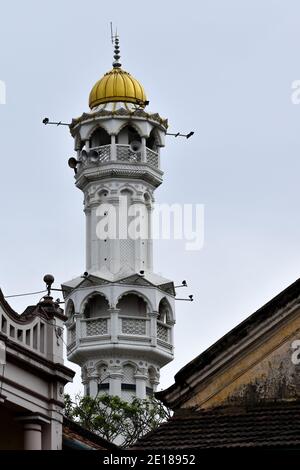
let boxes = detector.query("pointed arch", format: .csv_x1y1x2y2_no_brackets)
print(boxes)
158,297,173,323
86,123,110,140
80,291,110,317
121,360,138,373
116,290,153,313
65,299,75,318
115,121,143,138
146,127,162,150
90,126,111,147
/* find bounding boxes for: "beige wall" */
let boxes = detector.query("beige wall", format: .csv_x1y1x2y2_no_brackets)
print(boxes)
184,313,300,410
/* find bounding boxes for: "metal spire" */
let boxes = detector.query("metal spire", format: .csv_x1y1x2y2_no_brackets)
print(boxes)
111,23,122,68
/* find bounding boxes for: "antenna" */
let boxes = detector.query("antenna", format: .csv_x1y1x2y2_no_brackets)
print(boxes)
110,22,119,42
174,280,188,288
110,21,114,43
176,295,194,302
110,22,122,68
42,117,70,127
166,131,195,139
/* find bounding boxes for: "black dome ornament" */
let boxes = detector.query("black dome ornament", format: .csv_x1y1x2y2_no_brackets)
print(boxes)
43,274,54,296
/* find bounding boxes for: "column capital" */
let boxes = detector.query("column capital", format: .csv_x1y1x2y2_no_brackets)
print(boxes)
149,310,159,318
16,413,50,425
108,307,120,314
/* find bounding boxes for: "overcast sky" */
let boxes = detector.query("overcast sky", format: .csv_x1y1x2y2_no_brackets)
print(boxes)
1,0,300,396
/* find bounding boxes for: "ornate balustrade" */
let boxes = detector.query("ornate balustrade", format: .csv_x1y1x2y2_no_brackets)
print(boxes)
146,147,159,168
121,318,147,335
68,314,172,352
80,144,159,169
0,309,46,357
116,144,141,162
157,321,170,343
85,317,108,336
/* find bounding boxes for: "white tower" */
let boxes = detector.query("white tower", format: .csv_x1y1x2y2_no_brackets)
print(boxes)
64,37,175,402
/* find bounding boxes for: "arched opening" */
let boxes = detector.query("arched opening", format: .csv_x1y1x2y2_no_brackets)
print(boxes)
97,363,110,394
146,128,159,151
120,188,133,201
90,127,111,148
116,125,141,145
98,188,109,202
158,298,172,324
65,300,75,318
117,293,148,316
83,293,109,318
146,367,157,396
121,363,136,402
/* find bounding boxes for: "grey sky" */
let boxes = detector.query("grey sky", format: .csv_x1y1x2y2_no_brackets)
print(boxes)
1,0,300,396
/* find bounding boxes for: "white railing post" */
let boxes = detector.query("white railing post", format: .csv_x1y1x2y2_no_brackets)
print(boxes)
111,135,117,160
141,137,147,162
149,311,158,346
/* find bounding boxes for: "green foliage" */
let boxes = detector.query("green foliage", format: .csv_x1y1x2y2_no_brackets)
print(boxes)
64,393,171,447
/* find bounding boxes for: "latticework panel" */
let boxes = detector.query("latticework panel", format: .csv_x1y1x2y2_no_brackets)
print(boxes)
122,318,146,335
117,145,141,162
86,319,108,336
120,238,134,266
123,365,135,383
146,148,159,168
157,322,169,342
98,145,111,162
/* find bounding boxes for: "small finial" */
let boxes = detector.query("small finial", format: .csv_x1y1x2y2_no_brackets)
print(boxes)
113,36,122,68
110,22,121,68
43,274,54,296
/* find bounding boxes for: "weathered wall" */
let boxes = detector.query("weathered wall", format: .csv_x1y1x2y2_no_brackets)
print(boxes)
184,313,300,410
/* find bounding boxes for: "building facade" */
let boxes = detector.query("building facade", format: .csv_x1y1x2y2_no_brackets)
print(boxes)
134,278,300,450
64,37,176,401
0,281,75,450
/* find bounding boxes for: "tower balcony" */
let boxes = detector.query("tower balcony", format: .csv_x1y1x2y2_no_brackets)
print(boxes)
66,312,174,367
79,144,159,169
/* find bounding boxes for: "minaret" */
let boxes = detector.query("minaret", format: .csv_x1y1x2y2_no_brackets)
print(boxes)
63,36,175,402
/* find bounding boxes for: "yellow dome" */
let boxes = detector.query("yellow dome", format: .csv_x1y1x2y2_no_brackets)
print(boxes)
89,68,147,109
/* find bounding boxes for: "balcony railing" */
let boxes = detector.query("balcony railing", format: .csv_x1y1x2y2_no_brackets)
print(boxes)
146,147,159,168
121,318,147,335
83,144,159,169
68,315,172,353
86,318,108,336
116,144,141,162
157,321,170,343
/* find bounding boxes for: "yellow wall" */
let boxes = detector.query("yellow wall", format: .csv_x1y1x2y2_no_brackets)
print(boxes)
184,312,300,410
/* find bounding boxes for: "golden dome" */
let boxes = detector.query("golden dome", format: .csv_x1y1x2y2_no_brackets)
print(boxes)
89,67,147,109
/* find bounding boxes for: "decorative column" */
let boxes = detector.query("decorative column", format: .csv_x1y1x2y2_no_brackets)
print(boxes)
86,367,99,397
107,195,121,274
24,423,42,450
149,311,158,347
141,137,147,162
109,308,120,343
85,206,92,271
147,205,154,271
17,415,50,450
135,368,148,399
74,313,84,343
111,134,117,160
109,366,123,396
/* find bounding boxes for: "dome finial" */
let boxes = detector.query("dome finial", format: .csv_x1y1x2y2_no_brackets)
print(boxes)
111,23,121,68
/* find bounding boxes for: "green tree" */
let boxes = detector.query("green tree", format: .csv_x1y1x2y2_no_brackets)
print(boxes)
64,393,171,448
